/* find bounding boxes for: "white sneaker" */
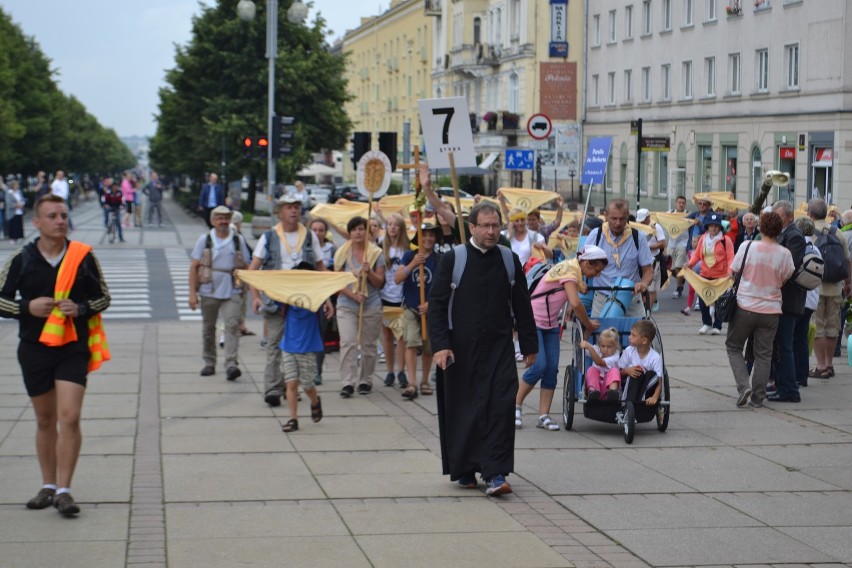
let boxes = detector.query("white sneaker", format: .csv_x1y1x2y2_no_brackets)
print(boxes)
672,290,682,299
515,406,523,429
710,328,721,335
698,325,711,335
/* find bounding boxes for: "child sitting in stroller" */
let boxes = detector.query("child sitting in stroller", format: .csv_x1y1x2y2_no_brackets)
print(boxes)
580,327,622,402
620,320,663,406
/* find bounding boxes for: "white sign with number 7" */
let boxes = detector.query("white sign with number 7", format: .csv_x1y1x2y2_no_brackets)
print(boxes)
417,97,478,170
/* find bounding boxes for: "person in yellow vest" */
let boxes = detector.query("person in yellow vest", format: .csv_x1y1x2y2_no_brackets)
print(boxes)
0,194,111,517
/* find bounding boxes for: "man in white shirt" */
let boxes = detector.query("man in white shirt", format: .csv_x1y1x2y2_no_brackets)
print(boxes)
51,170,73,229
637,208,666,311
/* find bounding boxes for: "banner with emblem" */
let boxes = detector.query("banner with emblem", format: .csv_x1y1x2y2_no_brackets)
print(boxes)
382,306,405,339
310,200,370,234
235,270,356,312
654,212,694,240
682,269,733,306
497,187,558,213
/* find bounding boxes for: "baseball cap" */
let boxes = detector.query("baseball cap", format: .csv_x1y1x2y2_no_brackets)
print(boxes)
636,208,650,223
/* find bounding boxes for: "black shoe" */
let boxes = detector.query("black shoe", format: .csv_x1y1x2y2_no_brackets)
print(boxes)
358,383,372,395
797,381,808,387
384,372,395,387
766,393,801,403
340,385,354,398
226,367,241,381
200,365,215,376
54,493,80,517
26,487,55,510
397,371,409,388
264,394,281,407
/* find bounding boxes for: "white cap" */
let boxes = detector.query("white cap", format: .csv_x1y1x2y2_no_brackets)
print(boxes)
636,208,650,223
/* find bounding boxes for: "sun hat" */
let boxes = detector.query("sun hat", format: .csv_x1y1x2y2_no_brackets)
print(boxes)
703,212,725,229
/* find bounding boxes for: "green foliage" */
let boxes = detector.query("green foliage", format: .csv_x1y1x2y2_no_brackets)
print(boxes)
0,9,134,175
150,0,352,185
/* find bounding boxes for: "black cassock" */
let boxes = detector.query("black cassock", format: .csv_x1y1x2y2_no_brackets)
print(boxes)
428,243,537,481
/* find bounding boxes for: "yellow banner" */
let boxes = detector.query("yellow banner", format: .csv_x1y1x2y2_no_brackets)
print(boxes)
383,306,405,340
310,199,370,234
654,212,695,239
235,270,356,312
682,269,733,306
498,187,558,213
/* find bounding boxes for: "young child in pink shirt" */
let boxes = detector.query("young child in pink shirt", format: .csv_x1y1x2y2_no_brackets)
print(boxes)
580,327,622,402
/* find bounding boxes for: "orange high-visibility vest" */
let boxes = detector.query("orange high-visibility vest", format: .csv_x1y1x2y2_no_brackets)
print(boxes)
38,241,110,371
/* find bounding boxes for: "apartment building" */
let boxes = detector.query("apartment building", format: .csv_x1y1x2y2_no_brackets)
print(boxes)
583,0,852,211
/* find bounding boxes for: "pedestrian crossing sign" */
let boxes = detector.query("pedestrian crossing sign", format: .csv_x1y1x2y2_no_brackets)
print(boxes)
504,149,535,171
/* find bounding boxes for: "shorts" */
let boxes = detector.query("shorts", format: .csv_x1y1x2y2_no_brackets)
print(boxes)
18,341,88,397
669,246,688,270
402,309,431,352
813,294,843,338
281,351,318,390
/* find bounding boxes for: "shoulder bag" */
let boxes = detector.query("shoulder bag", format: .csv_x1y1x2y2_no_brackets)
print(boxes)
715,241,752,323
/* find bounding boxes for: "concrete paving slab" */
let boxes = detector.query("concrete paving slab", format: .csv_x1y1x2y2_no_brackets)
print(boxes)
270,415,404,434
168,536,370,568
556,493,760,530
0,408,25,421
777,527,852,564
712,491,852,526
748,443,852,468
161,417,292,453
0,435,134,456
86,379,140,394
356,532,571,568
608,527,832,566
317,473,474,498
699,425,851,446
336,499,525,535
163,454,324,501
0,420,14,440
0,505,129,542
287,432,426,452
0,394,29,408
270,396,388,417
515,448,694,495
166,502,349,539
505,428,606,449
789,409,852,426
618,446,838,492
0,542,128,568
0,455,132,504
580,424,722,447
160,393,274,418
796,466,852,490
81,393,139,419
301,450,439,474
7,418,137,438
160,381,258,394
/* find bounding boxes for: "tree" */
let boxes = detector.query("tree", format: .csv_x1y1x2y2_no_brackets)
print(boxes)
150,0,352,211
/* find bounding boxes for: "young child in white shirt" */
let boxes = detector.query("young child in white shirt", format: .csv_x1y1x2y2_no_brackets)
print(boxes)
619,319,664,405
580,327,622,402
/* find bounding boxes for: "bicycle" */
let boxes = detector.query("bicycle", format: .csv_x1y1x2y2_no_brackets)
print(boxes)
106,207,122,243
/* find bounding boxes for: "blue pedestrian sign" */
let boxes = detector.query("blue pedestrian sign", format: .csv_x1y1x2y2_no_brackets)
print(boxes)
504,148,535,171
581,137,613,185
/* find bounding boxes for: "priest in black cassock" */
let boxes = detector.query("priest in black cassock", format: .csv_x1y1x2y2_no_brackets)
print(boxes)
428,201,538,496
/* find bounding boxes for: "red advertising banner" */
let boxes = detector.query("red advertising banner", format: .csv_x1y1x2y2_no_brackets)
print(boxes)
779,147,796,160
815,148,833,163
540,62,577,120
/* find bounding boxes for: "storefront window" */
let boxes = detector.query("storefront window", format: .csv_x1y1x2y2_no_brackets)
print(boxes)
751,146,762,202
723,145,737,195
812,147,833,203
698,145,712,191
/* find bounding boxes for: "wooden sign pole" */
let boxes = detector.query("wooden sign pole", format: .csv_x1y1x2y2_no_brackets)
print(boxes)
399,146,428,340
448,151,466,243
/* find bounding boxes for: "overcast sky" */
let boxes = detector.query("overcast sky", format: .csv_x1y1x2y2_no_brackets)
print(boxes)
2,0,388,137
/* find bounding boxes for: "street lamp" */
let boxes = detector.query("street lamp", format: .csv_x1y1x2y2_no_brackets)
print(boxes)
237,0,308,205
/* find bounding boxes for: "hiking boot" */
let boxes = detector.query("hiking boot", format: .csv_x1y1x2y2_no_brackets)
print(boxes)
54,493,80,517
199,365,215,376
26,487,55,510
226,367,241,381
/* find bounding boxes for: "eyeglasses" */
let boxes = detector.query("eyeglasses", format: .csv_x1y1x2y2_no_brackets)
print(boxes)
474,223,502,231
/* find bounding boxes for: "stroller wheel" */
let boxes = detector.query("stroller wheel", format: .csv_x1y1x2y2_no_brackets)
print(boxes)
562,365,575,431
623,402,635,444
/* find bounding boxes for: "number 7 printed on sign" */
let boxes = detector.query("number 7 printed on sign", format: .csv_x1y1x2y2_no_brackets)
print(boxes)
417,97,477,171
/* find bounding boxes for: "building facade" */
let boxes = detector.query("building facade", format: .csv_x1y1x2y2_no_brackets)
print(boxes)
583,0,852,211
342,1,434,181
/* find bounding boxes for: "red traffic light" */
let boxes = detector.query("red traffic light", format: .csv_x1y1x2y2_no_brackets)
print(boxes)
257,136,269,148
243,137,253,148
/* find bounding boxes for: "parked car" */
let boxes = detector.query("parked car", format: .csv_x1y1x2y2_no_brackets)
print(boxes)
436,187,475,200
306,186,332,208
329,184,364,203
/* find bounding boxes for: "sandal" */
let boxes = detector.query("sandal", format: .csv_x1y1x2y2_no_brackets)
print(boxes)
311,396,323,423
808,367,830,379
282,418,299,432
239,329,256,336
401,386,418,400
419,383,433,395
536,415,560,431
827,366,835,378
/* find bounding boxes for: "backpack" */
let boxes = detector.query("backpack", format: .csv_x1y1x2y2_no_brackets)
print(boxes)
525,260,551,296
448,244,515,330
790,241,824,290
198,233,248,289
814,226,848,283
593,226,641,252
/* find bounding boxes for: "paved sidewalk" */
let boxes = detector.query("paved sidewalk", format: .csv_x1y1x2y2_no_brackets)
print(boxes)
0,194,850,567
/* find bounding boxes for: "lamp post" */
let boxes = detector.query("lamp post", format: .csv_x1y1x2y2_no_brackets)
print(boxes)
237,0,308,205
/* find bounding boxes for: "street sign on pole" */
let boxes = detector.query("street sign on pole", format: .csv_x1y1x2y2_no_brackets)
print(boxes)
580,137,613,185
504,149,535,171
527,114,552,140
641,136,671,152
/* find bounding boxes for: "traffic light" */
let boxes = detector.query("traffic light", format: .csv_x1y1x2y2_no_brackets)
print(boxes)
242,136,254,159
378,132,398,171
271,116,295,157
257,135,269,160
351,132,371,167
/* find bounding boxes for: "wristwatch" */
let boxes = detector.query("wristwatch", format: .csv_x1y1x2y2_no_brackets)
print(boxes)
77,303,89,317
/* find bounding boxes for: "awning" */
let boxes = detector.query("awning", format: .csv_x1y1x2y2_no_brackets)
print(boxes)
431,152,500,176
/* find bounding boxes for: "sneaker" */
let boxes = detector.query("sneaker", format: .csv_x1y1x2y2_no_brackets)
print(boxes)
586,390,601,402
747,399,764,408
259,337,268,348
536,415,560,431
378,352,386,363
515,405,523,429
384,372,395,387
397,371,409,388
264,394,281,407
485,474,512,496
672,289,683,299
340,385,354,398
652,302,660,312
26,487,55,510
515,352,524,362
226,367,241,381
199,365,215,376
54,493,80,517
698,325,711,335
681,307,691,316
357,383,372,395
710,328,721,335
458,475,478,489
218,335,224,348
736,388,752,408
766,382,777,393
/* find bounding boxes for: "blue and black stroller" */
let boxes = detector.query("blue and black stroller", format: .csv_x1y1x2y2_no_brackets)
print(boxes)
561,286,671,444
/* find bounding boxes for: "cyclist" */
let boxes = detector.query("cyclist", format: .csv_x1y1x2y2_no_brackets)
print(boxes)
102,182,125,243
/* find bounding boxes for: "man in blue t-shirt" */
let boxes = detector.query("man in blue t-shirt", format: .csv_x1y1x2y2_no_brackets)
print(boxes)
394,223,441,400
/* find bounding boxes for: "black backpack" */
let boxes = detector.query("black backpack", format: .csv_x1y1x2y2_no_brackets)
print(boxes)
814,226,848,283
